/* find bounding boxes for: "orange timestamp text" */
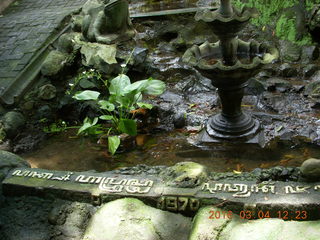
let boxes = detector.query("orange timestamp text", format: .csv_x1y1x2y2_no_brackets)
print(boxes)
208,210,309,220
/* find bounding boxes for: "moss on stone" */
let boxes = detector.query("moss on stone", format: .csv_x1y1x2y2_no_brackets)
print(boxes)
233,0,318,45
275,14,312,45
234,0,295,26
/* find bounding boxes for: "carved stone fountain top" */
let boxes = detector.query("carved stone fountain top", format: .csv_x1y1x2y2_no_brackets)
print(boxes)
183,0,279,144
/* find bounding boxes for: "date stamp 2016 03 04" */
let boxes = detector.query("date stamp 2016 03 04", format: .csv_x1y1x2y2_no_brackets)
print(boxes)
208,210,309,220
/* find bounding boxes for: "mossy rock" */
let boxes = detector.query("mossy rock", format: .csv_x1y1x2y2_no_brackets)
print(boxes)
80,42,118,74
304,80,320,98
189,206,233,240
0,150,29,181
279,40,301,63
160,162,208,187
1,111,26,138
57,33,79,53
41,50,68,77
82,198,192,240
190,206,320,240
300,158,320,181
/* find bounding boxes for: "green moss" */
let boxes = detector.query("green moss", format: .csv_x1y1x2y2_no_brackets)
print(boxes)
306,0,320,10
275,15,312,45
233,0,316,45
234,0,296,26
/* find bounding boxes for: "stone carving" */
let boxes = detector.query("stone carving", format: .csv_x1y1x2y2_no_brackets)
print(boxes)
5,168,320,216
51,172,73,181
12,169,53,179
99,177,154,194
157,196,200,212
82,0,135,44
284,185,311,194
75,174,154,194
202,182,276,198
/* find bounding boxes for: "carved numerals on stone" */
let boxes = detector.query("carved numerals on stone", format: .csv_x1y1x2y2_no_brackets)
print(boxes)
157,196,200,212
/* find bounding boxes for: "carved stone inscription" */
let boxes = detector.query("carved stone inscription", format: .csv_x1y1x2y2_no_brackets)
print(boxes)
11,169,154,195
157,196,200,212
202,182,320,198
8,168,320,203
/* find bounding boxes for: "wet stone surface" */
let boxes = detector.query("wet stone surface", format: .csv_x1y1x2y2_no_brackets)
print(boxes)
2,166,320,220
0,0,88,93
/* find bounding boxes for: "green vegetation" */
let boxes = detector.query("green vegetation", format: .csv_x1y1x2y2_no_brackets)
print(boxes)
234,0,296,26
233,0,320,45
275,14,312,45
73,74,166,155
40,118,73,134
66,68,105,95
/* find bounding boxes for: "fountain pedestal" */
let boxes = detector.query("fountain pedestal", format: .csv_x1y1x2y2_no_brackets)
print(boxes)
183,0,278,146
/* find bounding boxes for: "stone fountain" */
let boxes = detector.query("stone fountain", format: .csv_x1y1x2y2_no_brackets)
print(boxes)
183,0,279,146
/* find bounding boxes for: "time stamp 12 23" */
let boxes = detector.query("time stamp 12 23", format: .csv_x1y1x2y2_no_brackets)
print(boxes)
208,210,309,220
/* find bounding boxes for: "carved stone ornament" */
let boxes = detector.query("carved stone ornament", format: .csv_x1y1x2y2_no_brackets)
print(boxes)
82,0,135,44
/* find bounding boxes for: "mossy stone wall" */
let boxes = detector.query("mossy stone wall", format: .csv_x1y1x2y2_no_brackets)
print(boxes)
234,0,320,45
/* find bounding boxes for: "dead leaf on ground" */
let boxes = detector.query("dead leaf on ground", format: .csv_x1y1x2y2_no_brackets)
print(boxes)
136,134,148,146
130,108,148,116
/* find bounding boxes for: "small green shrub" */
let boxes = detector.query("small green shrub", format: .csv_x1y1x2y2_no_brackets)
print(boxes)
73,74,166,155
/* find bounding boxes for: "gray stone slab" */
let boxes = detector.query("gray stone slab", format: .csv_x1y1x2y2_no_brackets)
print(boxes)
2,167,320,220
0,0,87,105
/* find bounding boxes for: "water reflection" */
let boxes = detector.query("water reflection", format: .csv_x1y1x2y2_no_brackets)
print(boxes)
21,129,320,173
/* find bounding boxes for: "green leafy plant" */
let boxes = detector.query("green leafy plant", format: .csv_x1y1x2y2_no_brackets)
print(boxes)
66,68,106,95
73,74,166,155
40,119,71,134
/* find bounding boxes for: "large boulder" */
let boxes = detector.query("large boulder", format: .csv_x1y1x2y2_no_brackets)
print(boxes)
82,198,192,240
190,206,320,240
189,206,232,240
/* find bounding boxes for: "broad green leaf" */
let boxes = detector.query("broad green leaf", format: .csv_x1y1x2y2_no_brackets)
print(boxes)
87,126,103,135
98,100,115,111
134,93,142,102
73,90,100,101
77,117,98,135
109,93,133,109
92,117,99,125
109,74,131,96
108,136,120,155
119,119,137,136
99,115,114,120
123,80,148,95
137,102,153,109
143,79,166,95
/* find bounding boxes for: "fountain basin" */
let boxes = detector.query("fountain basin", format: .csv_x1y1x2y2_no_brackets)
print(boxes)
183,39,279,90
194,6,257,38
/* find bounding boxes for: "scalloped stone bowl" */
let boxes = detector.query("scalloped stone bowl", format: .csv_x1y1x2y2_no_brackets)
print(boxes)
183,39,279,90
